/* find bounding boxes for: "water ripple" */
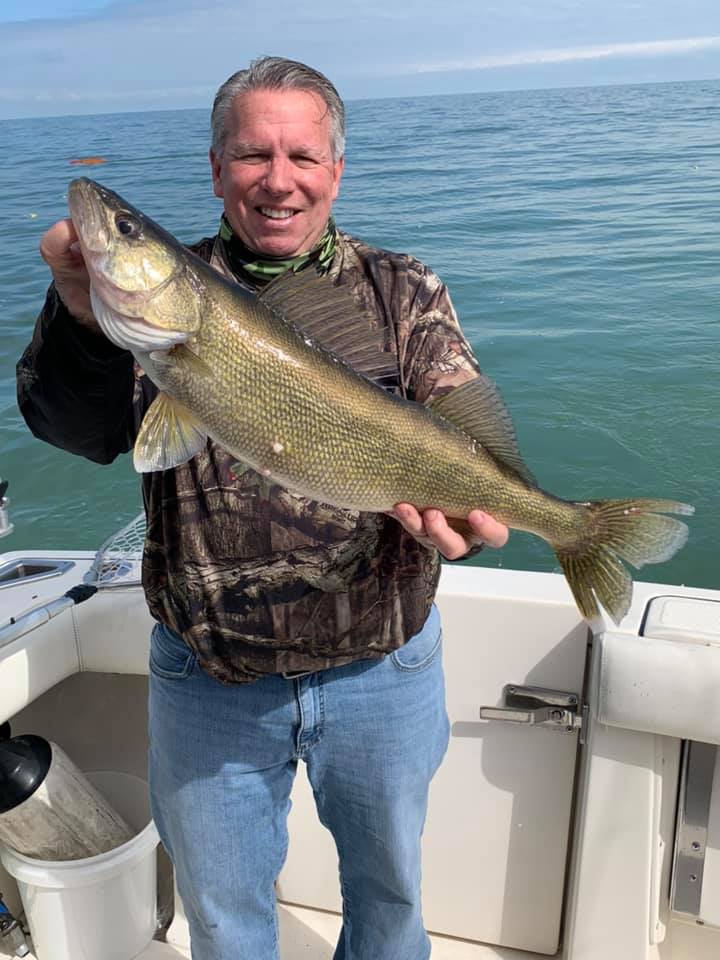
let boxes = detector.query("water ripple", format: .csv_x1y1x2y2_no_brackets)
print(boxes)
1,81,718,588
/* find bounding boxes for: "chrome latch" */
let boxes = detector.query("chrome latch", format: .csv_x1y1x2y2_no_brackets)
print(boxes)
480,684,586,738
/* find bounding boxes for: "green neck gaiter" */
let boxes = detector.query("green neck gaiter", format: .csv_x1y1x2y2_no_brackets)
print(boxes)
218,214,337,286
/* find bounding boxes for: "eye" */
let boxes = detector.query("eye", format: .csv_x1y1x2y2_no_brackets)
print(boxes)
115,212,142,238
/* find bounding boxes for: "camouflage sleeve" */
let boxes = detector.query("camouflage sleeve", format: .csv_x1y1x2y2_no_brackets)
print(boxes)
16,238,215,465
16,283,138,464
399,265,481,405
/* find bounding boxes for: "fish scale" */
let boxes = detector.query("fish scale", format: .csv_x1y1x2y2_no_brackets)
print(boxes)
187,319,495,511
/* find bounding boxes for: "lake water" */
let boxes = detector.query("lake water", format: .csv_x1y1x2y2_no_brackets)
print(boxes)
1,79,718,589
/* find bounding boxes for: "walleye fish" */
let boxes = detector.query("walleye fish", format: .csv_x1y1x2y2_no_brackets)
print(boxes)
67,177,693,626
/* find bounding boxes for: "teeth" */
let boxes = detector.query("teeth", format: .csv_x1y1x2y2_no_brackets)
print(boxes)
260,207,294,220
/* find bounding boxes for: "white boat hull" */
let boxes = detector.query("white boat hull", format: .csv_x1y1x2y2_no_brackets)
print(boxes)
1,546,718,959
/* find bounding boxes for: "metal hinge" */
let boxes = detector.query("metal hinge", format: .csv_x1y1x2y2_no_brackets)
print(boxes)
480,684,587,741
670,740,717,919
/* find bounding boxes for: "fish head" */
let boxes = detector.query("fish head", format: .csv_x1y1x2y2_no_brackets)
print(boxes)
68,178,202,352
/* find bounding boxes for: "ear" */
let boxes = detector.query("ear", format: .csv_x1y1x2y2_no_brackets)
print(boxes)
209,148,224,199
331,155,345,202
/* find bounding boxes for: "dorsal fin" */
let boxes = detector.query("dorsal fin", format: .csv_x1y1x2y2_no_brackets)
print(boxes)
429,376,537,485
258,267,397,384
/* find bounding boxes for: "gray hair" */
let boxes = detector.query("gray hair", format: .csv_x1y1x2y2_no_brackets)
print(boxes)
211,57,346,162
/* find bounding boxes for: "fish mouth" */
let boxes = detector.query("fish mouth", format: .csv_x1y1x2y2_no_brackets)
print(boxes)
68,178,116,254
69,177,188,349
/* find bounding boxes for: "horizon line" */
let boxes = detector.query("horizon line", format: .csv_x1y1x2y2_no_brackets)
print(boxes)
1,73,718,124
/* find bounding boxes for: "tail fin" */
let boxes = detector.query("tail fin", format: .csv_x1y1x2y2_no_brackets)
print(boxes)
554,499,694,626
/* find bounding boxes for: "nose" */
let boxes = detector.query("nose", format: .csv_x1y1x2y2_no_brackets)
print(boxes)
263,156,294,196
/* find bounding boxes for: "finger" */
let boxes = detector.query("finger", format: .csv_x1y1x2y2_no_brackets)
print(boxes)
391,503,427,539
39,219,80,265
423,509,470,560
467,510,509,549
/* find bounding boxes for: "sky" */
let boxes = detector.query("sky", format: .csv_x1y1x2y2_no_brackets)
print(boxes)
1,0,719,119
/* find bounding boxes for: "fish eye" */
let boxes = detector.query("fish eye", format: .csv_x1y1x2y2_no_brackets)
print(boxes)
115,212,142,238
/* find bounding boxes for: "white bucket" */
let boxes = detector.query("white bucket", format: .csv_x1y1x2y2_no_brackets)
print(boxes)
0,771,159,960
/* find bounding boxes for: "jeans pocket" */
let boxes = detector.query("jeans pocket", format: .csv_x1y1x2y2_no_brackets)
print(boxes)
149,621,197,680
390,605,442,673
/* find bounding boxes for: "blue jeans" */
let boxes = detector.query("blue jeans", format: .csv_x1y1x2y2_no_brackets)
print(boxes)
148,605,449,960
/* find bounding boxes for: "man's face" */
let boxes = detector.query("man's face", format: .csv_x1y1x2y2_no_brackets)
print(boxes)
210,88,344,258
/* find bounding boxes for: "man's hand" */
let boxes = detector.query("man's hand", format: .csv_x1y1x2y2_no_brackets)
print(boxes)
40,218,99,330
389,504,509,560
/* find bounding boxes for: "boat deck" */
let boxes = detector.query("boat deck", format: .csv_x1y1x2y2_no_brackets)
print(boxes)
143,903,538,959
0,902,539,959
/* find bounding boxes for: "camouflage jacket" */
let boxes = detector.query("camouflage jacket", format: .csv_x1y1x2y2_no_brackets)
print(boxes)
17,230,481,683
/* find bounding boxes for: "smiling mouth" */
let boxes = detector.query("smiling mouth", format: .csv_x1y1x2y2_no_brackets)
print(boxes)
258,207,297,221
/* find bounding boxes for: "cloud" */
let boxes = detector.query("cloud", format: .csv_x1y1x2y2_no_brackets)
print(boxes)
2,1,719,118
403,35,720,75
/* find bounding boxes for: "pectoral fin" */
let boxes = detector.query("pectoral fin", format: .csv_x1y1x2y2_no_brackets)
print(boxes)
149,344,214,379
134,391,208,472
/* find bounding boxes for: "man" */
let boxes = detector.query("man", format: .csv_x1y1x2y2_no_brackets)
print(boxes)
18,58,507,959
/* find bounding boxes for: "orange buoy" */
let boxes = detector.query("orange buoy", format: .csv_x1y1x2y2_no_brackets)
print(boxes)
69,157,107,166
